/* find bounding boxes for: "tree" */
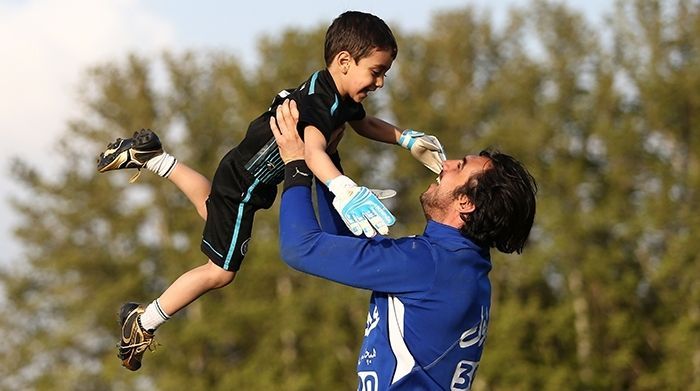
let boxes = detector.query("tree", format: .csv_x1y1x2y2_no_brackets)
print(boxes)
613,1,700,389
1,28,372,390
3,1,700,390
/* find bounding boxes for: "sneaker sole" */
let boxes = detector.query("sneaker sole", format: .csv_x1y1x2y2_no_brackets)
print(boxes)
118,302,144,371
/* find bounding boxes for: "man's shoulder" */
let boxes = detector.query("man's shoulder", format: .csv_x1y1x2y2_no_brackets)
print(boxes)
392,234,434,254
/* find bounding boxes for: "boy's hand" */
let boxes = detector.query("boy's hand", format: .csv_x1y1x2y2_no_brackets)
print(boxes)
327,175,396,237
398,130,446,174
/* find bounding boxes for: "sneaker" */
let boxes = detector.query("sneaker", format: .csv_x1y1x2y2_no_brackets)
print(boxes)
97,129,163,176
117,302,156,371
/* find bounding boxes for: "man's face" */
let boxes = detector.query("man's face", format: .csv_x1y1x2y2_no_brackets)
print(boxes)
343,48,394,103
420,154,492,219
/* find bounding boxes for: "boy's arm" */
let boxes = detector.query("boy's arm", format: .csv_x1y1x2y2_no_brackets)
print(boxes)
315,179,354,237
351,116,447,175
303,125,341,185
304,125,395,238
315,132,353,235
349,115,402,144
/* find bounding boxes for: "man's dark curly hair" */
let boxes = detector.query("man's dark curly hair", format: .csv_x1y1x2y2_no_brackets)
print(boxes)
324,11,398,66
455,150,537,254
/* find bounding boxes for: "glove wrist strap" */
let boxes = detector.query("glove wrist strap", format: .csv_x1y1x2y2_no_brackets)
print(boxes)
327,175,357,195
399,129,417,150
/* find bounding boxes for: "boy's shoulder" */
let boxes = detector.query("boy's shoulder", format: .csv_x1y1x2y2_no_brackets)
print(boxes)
292,70,353,112
296,69,336,98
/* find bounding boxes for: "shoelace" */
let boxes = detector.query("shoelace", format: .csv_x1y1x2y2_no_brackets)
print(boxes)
120,336,159,353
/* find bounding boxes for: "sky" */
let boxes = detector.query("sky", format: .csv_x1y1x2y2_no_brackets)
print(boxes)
0,0,611,265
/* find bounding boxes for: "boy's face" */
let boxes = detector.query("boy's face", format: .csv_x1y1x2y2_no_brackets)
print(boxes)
343,49,394,103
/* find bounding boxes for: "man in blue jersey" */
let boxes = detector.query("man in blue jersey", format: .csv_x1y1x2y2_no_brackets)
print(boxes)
271,100,537,390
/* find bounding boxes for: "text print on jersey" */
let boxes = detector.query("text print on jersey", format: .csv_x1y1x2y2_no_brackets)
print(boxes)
358,371,379,391
451,306,489,390
365,305,380,336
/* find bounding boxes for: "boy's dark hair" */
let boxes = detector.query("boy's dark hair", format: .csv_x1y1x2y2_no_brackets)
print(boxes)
455,150,538,254
324,11,398,66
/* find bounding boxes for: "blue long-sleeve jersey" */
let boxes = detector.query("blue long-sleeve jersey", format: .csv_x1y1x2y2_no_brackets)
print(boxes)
280,178,492,391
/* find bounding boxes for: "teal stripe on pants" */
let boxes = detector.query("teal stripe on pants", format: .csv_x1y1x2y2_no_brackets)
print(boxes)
224,178,260,269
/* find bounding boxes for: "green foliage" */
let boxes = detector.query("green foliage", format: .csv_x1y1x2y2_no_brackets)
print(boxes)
2,1,700,390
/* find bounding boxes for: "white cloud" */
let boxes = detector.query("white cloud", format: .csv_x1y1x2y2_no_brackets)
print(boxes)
0,0,176,264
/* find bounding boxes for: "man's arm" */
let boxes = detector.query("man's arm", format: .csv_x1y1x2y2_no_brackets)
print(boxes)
271,100,434,292
280,167,434,292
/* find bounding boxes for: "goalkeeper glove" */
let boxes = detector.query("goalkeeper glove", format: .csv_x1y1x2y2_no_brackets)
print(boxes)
398,129,447,174
369,188,396,200
327,175,396,237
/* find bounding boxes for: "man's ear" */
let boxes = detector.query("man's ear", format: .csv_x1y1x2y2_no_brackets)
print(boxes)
456,194,475,214
336,51,352,74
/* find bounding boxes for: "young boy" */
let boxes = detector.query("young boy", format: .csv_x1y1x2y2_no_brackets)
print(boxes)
98,11,445,371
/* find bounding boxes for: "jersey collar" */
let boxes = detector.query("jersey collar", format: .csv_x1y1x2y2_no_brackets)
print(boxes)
424,220,489,257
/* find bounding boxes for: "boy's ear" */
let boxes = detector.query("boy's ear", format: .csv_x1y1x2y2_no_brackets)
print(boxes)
336,51,352,74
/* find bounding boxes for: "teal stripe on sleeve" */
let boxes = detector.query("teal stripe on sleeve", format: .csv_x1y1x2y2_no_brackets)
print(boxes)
330,95,339,116
309,71,320,94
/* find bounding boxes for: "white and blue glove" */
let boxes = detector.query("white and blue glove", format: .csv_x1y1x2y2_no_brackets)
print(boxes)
327,175,396,237
398,129,447,174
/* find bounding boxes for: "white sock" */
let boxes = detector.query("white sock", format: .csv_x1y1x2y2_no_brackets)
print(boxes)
145,152,178,178
140,299,171,332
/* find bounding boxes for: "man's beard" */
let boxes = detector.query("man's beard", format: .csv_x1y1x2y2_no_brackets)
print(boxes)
420,188,451,220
